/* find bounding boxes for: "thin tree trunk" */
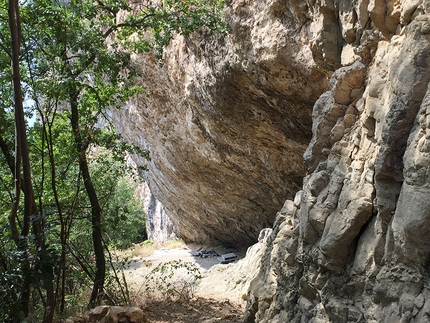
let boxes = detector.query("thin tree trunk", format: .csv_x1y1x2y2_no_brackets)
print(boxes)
45,114,67,312
8,0,30,318
8,1,55,322
69,90,106,308
0,135,15,175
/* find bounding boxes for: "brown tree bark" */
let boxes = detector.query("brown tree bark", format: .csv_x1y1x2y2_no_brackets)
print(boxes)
8,0,31,318
8,1,54,322
69,90,106,308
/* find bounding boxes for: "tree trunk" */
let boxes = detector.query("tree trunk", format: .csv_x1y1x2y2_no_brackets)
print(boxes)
45,118,68,313
8,1,55,322
8,0,31,318
69,90,106,308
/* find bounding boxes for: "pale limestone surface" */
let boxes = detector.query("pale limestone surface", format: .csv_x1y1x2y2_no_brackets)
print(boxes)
243,0,430,322
112,0,328,245
113,0,430,321
66,305,148,323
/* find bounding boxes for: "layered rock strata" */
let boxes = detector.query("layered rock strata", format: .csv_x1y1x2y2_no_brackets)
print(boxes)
244,0,430,321
111,0,430,320
114,0,328,245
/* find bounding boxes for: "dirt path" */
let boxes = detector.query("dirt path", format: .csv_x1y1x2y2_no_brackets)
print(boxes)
124,244,250,323
126,246,221,272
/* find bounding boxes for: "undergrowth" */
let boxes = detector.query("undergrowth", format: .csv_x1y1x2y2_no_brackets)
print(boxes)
139,260,202,302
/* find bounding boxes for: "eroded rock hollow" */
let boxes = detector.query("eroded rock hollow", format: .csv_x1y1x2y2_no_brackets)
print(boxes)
113,0,328,246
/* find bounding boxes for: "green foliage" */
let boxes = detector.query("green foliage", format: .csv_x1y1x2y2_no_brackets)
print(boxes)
0,0,226,320
0,249,26,322
143,239,154,246
104,253,138,306
116,0,227,57
90,150,146,249
142,260,202,301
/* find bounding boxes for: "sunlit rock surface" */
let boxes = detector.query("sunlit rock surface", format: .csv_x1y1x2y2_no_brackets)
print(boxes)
113,0,328,246
243,0,430,322
135,179,176,244
114,0,430,320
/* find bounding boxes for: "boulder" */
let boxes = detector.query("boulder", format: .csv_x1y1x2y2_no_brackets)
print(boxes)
88,306,149,323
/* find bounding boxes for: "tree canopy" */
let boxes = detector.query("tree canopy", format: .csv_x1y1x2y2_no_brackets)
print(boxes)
0,0,225,322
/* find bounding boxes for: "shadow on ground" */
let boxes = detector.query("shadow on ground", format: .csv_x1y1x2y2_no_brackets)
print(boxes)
125,244,248,271
190,245,249,271
142,297,244,323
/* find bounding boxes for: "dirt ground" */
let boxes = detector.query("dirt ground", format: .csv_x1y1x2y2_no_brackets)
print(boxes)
125,244,249,323
143,298,244,323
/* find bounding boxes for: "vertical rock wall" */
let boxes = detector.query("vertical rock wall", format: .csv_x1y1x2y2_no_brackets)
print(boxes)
245,0,430,322
124,154,175,243
113,0,430,319
135,180,176,244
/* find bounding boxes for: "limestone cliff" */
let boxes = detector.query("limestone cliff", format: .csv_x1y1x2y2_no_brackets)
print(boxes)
113,0,430,320
243,0,430,322
114,0,328,246
135,180,176,244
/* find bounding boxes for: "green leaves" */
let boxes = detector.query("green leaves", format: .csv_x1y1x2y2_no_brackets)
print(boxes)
116,0,227,58
0,0,226,319
142,260,202,301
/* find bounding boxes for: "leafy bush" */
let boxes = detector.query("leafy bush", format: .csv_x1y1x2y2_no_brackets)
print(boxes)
141,260,202,301
104,252,138,306
143,240,154,246
89,151,147,250
102,178,146,250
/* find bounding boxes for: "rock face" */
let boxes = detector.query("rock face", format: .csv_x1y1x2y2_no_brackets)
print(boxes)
145,193,176,243
120,155,175,244
134,178,176,244
114,0,430,320
196,227,274,301
243,0,430,322
114,0,328,246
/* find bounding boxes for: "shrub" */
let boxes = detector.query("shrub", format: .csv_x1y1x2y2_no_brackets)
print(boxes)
141,260,202,301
